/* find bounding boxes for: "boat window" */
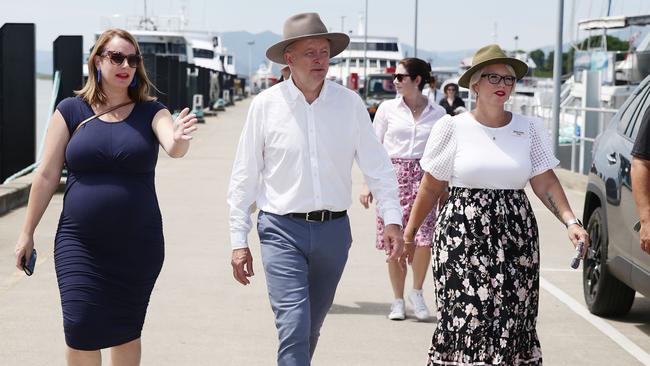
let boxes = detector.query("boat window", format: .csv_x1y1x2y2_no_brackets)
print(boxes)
168,43,186,55
618,83,650,138
379,60,387,68
193,48,214,59
139,42,166,55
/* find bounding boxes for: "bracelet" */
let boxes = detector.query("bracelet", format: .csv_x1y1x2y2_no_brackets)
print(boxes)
404,241,415,244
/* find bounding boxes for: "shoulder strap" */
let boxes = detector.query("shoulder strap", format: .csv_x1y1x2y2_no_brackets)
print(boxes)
72,101,134,136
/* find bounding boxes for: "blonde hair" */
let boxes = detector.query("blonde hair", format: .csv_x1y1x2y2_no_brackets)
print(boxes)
468,64,516,97
75,29,156,106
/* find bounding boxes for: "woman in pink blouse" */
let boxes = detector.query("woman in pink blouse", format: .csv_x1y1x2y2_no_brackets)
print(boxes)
360,58,446,321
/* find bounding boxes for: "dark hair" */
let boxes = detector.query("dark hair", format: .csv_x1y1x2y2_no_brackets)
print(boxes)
398,58,431,91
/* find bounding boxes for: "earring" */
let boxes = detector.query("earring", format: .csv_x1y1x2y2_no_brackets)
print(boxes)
130,74,137,88
97,69,102,83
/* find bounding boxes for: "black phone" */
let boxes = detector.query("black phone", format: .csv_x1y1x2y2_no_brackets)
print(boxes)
21,249,37,276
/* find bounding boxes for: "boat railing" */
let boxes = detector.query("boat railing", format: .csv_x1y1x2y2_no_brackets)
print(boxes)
3,71,61,184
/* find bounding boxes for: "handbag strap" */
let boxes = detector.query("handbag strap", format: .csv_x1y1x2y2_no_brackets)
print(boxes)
73,101,134,136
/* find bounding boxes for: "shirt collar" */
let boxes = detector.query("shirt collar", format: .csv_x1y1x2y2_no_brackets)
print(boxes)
397,95,434,115
285,76,329,103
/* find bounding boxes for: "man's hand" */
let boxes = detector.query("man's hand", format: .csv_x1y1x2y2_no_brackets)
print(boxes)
231,248,254,285
383,224,404,262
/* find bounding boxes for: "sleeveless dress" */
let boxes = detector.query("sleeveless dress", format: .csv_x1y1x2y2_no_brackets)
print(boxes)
54,97,167,350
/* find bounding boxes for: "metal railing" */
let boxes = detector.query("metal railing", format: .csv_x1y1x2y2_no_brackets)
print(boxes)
3,71,61,184
514,102,618,175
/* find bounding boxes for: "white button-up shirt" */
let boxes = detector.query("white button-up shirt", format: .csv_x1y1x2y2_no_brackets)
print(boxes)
227,78,403,249
373,96,446,159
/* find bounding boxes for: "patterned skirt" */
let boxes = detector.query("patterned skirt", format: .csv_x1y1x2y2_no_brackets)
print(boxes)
427,187,542,366
376,158,437,249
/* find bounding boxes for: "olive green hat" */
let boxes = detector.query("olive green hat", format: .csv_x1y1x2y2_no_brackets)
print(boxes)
458,44,528,88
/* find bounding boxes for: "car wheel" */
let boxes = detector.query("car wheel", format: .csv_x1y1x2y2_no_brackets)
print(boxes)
582,206,635,316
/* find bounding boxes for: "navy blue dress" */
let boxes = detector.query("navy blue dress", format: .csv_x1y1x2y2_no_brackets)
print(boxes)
54,97,167,350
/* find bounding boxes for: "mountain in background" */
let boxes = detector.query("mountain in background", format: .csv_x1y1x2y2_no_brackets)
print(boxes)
36,28,649,76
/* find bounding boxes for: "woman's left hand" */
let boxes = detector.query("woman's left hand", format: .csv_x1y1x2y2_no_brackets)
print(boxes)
173,107,198,142
568,224,590,257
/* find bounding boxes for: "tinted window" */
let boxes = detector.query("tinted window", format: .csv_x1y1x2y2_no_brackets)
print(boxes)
618,84,650,137
193,48,214,59
631,88,650,140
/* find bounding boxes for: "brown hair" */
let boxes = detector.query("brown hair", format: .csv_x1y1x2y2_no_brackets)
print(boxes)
398,58,431,91
75,29,156,106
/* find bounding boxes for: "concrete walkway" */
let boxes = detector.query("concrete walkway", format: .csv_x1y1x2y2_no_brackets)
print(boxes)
1,96,648,365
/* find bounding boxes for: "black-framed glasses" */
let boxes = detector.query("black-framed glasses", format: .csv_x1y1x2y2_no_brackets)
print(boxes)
481,73,516,86
393,73,414,82
102,51,142,68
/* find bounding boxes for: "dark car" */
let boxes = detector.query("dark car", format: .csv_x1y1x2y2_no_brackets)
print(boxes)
582,75,650,316
360,73,396,120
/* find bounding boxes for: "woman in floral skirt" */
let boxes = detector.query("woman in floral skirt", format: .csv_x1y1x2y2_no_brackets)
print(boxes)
404,44,590,365
360,58,446,321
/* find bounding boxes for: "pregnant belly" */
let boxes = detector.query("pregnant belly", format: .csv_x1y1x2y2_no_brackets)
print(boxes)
61,175,161,232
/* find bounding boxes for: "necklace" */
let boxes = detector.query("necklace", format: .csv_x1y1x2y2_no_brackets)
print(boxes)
406,97,425,114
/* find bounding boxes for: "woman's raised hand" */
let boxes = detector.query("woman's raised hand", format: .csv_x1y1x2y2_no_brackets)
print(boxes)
173,107,198,141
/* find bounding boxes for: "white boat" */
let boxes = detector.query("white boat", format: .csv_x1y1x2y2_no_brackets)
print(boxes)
327,34,404,87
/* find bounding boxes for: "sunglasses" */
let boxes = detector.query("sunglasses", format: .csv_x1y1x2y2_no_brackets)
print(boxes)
101,51,142,68
481,73,516,86
393,73,414,82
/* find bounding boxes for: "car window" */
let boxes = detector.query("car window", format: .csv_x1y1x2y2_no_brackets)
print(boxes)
630,89,650,141
619,83,650,138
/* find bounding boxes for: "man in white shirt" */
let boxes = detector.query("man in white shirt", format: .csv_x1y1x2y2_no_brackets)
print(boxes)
227,13,404,366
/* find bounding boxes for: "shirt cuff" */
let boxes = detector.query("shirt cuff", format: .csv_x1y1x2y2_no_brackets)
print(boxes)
230,231,249,249
382,208,403,227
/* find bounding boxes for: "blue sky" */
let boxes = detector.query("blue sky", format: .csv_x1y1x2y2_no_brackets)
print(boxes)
2,0,650,52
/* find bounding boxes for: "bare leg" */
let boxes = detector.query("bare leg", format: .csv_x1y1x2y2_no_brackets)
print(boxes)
388,259,407,299
65,347,101,366
411,246,432,290
110,338,141,366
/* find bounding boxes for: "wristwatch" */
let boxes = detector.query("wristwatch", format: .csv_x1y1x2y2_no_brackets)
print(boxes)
565,218,583,228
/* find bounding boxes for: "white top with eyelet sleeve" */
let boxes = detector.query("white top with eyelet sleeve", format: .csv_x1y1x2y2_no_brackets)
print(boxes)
419,112,560,189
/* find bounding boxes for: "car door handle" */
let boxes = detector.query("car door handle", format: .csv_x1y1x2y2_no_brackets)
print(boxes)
607,152,617,165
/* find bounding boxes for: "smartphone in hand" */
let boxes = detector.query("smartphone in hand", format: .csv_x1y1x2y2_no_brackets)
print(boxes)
21,249,37,276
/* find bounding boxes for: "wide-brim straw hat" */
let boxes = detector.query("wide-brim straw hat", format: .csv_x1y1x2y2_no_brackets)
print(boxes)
458,44,528,88
266,13,350,65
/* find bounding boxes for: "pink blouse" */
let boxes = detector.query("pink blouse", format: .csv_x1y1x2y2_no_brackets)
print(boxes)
373,96,446,159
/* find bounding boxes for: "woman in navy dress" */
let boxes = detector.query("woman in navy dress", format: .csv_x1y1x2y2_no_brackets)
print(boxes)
15,29,197,365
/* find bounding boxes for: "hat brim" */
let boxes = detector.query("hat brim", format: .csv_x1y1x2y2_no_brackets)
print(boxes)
458,57,528,88
265,32,350,64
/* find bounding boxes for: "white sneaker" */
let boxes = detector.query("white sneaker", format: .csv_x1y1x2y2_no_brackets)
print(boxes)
388,299,406,320
408,289,430,321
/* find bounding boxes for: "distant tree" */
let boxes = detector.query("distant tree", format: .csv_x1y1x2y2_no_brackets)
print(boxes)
544,50,573,75
529,49,546,71
578,34,629,51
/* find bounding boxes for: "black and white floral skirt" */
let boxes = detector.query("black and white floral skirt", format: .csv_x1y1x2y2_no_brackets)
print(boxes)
427,187,543,366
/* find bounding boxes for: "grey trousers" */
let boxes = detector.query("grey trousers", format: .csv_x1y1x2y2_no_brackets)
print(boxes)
257,211,352,366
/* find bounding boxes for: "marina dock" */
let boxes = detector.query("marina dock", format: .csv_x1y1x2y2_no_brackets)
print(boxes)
1,97,649,365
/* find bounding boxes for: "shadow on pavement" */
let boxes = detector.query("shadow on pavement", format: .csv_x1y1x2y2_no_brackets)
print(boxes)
329,301,438,323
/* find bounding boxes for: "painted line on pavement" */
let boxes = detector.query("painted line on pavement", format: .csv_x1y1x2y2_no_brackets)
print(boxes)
539,276,650,366
540,268,579,272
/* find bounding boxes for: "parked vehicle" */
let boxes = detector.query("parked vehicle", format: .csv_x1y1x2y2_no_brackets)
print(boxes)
360,73,396,120
582,74,650,316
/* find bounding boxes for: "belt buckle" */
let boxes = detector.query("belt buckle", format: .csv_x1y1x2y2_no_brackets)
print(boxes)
305,210,325,222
